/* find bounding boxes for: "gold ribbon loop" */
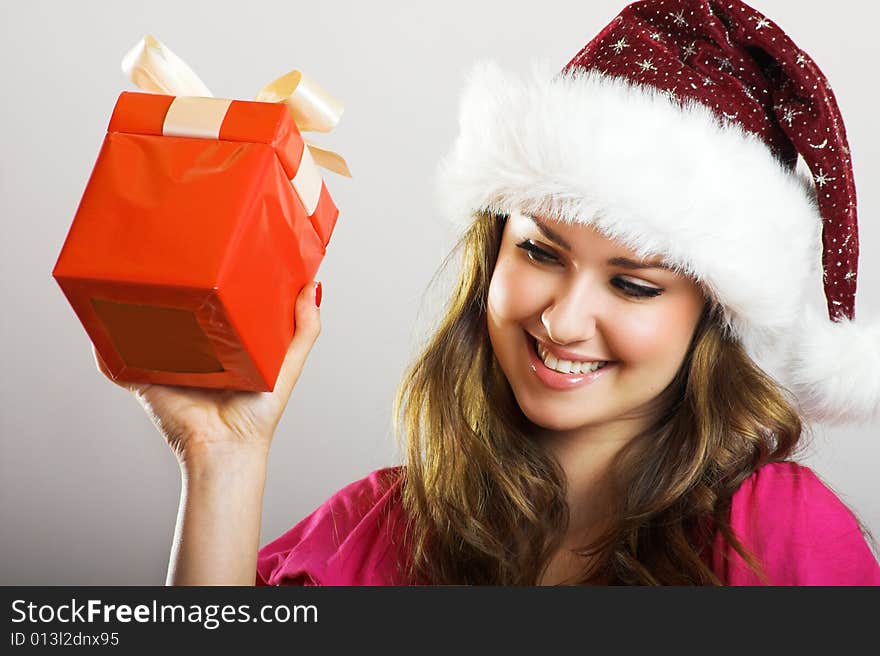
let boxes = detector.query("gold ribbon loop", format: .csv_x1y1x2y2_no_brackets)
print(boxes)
121,35,350,178
121,35,213,97
255,70,343,133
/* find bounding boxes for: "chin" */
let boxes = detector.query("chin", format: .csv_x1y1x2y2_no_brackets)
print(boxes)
516,393,605,433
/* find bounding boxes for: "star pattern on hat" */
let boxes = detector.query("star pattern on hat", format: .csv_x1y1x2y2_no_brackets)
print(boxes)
670,10,688,26
662,88,680,102
716,56,735,72
779,106,801,127
814,169,836,188
610,37,631,54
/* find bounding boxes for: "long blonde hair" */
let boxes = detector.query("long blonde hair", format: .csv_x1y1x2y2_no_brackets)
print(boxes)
391,210,828,584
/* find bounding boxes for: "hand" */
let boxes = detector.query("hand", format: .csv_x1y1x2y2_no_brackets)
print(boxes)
93,281,323,465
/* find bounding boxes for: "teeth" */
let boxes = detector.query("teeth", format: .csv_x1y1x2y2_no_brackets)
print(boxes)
536,340,607,375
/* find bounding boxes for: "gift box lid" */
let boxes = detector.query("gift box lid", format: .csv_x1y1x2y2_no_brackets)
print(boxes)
108,91,307,180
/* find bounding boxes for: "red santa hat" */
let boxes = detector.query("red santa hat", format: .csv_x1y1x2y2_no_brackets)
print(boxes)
437,0,880,425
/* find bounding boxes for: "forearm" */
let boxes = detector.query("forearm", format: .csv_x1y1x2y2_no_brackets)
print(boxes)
166,447,269,586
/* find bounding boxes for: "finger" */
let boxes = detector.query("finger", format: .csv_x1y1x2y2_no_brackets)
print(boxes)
272,281,322,402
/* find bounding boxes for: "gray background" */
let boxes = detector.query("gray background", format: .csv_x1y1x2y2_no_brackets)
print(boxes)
1,0,877,584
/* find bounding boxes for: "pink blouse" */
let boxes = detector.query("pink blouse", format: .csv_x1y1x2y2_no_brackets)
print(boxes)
256,461,880,586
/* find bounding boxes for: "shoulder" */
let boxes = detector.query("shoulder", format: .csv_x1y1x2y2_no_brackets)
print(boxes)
317,466,404,527
731,461,865,533
716,461,880,585
257,466,408,586
733,461,836,510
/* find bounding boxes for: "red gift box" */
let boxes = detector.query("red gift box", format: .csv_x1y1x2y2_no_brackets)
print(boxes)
53,91,340,391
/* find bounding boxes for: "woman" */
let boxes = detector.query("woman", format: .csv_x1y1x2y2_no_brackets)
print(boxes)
97,0,880,585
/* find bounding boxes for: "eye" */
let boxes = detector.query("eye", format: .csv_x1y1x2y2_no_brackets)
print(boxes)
515,240,558,264
612,277,663,298
515,240,664,298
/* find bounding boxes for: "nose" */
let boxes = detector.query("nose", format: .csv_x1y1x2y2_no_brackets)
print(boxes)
541,278,600,346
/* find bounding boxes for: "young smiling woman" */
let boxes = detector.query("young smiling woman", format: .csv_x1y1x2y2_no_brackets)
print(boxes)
387,208,873,586
96,0,880,586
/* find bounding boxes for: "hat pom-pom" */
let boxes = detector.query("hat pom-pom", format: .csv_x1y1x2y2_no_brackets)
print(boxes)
785,304,880,425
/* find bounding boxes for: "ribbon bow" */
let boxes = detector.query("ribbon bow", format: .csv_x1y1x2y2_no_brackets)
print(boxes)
121,35,350,178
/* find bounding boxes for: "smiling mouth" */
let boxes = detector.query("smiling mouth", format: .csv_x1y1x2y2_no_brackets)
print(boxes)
524,331,617,391
530,336,611,374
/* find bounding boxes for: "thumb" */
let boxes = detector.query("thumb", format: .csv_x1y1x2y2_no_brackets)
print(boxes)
272,281,322,401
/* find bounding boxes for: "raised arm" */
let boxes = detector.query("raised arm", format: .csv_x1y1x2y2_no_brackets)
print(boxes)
167,444,269,585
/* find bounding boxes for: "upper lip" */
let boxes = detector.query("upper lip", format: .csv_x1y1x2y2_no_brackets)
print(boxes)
532,335,611,363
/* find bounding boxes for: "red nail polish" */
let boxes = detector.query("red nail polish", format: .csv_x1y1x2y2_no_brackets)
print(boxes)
315,281,323,307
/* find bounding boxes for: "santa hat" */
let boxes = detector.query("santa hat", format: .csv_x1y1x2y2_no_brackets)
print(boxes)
436,0,880,425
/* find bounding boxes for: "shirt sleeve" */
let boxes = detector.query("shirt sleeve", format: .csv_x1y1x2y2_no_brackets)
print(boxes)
717,461,880,585
256,467,404,586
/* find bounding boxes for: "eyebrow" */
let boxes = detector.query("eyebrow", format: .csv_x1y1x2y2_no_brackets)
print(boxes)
524,214,674,271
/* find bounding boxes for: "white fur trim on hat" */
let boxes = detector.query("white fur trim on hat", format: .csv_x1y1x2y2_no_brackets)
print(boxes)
785,305,880,424
436,60,880,425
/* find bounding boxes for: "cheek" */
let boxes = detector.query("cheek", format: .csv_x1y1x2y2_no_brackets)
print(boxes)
487,259,544,321
610,303,696,364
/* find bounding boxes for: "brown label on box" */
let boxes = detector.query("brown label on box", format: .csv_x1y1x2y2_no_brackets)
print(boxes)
91,298,225,374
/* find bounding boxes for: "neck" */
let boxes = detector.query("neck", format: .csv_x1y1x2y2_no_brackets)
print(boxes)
537,416,648,545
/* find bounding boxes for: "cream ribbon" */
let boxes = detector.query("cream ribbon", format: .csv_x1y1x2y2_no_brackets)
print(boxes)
121,35,350,215
162,97,232,140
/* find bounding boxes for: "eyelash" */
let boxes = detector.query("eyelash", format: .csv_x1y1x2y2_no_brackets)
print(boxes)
515,240,663,299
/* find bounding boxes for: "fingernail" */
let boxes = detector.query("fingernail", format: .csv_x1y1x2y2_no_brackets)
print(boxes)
315,281,323,308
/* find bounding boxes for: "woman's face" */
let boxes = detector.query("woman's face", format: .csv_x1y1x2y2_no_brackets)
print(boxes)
487,211,706,439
